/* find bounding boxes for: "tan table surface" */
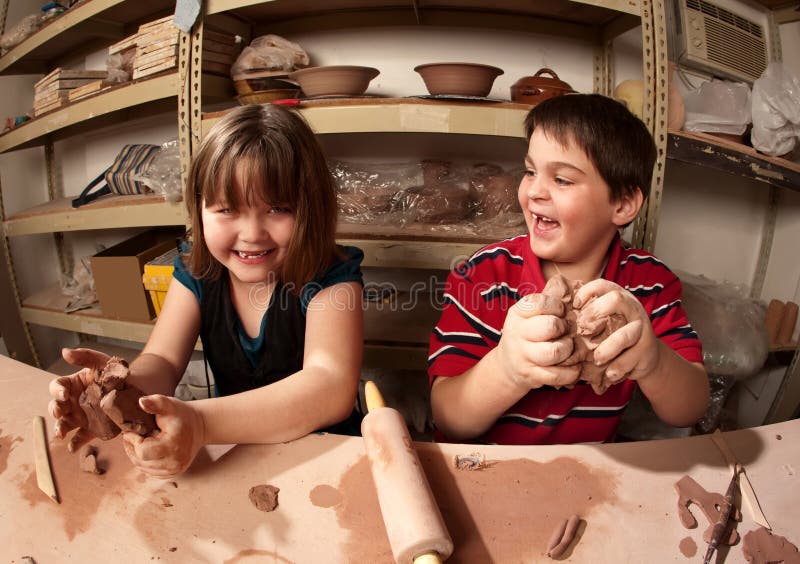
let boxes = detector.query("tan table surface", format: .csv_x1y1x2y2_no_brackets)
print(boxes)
1,354,798,563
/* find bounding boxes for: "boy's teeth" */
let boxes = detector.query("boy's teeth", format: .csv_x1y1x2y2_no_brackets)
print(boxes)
533,213,557,223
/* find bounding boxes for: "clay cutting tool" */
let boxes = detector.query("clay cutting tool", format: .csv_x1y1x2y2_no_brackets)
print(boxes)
710,430,770,529
362,381,453,563
32,415,59,504
703,464,740,564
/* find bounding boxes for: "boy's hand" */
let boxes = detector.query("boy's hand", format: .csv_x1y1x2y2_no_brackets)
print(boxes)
122,395,206,478
574,279,660,385
497,293,581,390
48,348,111,451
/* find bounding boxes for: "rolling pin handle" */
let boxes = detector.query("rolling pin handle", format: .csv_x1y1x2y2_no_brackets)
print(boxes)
414,551,443,564
365,380,386,412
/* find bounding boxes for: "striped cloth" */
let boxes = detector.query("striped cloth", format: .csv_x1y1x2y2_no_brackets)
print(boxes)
428,232,702,445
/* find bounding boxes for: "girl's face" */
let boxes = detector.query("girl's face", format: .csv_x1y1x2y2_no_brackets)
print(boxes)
201,166,295,288
518,128,627,266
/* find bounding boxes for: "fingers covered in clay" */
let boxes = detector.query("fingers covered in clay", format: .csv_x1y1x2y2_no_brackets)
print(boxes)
122,395,205,478
56,356,157,449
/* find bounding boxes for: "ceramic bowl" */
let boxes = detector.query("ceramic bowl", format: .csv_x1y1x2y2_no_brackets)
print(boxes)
287,65,380,98
414,62,504,97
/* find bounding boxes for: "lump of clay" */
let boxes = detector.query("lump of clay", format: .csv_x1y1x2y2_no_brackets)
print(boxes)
249,484,280,512
78,357,157,440
80,445,103,474
542,274,627,394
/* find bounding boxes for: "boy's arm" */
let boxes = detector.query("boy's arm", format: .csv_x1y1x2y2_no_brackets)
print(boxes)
575,279,710,428
432,294,581,441
635,346,709,427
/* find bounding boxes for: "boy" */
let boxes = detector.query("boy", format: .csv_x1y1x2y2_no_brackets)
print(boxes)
428,93,709,444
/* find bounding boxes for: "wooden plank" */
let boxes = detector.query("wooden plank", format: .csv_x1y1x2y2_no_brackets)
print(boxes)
667,130,800,192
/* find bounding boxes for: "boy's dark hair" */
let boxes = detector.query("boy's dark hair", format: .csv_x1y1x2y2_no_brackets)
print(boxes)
524,93,656,202
185,104,338,291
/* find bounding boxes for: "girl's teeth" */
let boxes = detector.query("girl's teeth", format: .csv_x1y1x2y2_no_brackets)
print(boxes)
237,250,267,258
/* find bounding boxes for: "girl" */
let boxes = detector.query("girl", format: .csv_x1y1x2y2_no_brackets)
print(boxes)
48,104,364,477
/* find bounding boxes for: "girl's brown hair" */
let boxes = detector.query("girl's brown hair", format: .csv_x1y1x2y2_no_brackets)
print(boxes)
184,104,338,292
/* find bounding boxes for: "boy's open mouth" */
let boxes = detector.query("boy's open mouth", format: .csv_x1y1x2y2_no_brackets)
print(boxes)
532,213,559,231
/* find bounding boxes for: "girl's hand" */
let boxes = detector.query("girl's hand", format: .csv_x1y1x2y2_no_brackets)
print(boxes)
121,395,206,478
48,348,111,452
574,279,660,385
497,293,581,390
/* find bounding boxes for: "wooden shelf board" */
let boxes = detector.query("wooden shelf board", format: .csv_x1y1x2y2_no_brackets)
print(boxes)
0,0,176,75
21,286,155,344
4,194,186,236
206,0,640,24
338,235,493,270
21,285,204,349
667,129,800,192
0,72,179,154
203,97,529,139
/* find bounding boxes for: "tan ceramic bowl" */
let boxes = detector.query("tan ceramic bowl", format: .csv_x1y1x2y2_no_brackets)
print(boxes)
287,65,380,97
414,62,504,97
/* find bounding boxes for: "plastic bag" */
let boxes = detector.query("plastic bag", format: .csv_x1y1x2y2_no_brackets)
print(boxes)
230,34,309,78
133,139,182,202
750,63,800,157
105,49,136,84
679,271,768,380
0,14,41,52
683,80,751,135
330,159,525,235
60,255,97,313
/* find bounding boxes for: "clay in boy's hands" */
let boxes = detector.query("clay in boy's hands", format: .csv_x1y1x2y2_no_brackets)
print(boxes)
77,357,157,440
542,275,627,394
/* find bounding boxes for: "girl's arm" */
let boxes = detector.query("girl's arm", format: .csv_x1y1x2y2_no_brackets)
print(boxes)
124,279,364,478
128,278,202,396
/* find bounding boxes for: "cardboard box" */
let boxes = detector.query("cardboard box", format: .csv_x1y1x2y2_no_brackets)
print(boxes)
90,230,181,321
142,247,179,316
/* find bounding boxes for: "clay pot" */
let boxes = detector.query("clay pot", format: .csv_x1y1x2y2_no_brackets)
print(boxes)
510,68,575,105
414,62,504,97
287,65,379,98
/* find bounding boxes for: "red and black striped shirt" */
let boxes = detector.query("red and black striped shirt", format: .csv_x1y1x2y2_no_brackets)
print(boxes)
428,233,703,445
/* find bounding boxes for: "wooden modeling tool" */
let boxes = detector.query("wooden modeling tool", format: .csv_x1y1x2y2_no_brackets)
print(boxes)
32,415,59,504
362,381,453,564
703,463,740,564
711,430,771,529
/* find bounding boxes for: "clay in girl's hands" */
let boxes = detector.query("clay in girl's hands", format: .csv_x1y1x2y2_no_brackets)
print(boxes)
77,356,158,440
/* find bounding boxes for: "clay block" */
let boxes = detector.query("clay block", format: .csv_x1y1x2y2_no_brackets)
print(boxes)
764,299,784,345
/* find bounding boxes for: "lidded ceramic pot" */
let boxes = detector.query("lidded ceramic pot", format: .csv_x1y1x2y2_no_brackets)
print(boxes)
510,68,575,105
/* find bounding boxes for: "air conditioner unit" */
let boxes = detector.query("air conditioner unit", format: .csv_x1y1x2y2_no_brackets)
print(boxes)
668,0,772,83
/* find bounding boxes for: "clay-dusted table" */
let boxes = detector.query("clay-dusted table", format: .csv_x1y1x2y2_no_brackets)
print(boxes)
1,354,797,562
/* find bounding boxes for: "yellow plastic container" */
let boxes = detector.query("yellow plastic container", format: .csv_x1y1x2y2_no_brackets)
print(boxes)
142,247,178,316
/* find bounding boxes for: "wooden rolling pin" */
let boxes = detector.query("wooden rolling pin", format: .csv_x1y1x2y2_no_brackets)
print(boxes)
362,381,454,564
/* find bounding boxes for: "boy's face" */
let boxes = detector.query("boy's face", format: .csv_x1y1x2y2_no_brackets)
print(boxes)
518,128,631,266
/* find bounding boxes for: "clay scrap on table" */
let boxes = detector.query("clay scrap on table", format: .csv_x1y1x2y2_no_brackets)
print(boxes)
546,514,582,558
79,445,103,474
452,452,486,471
742,526,800,564
674,475,741,546
249,484,280,512
542,275,627,394
78,357,157,441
